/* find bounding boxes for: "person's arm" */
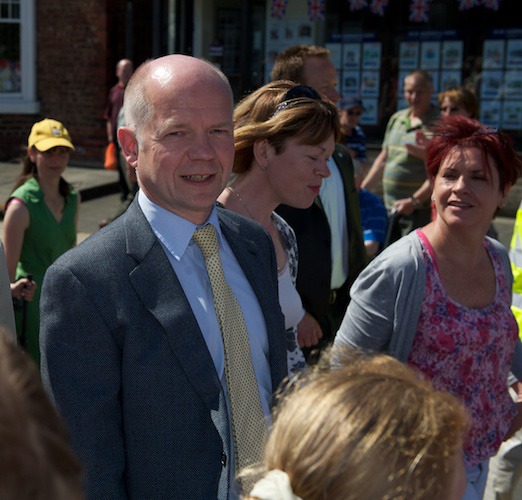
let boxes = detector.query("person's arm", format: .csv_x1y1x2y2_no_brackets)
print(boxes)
364,240,380,258
360,148,387,191
354,159,370,190
3,199,37,300
393,179,432,217
503,378,522,440
3,199,29,281
297,311,323,348
334,255,397,353
405,129,431,160
106,119,113,144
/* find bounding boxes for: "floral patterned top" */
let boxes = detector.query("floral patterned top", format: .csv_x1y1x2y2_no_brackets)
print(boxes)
408,230,518,468
272,212,307,376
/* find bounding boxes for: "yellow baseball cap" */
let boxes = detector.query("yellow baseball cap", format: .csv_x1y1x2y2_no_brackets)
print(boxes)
28,118,75,152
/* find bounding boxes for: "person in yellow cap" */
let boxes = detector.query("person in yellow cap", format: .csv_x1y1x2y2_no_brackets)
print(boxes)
2,118,80,365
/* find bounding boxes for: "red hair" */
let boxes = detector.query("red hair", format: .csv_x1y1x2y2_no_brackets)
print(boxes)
425,116,522,192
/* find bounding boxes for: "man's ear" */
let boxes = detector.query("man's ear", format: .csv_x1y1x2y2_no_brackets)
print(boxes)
118,127,139,169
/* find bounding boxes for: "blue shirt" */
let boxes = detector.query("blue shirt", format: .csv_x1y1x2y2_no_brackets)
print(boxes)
358,188,388,250
137,191,273,414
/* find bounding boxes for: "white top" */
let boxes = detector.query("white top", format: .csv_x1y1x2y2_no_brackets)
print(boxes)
278,261,305,330
319,157,349,289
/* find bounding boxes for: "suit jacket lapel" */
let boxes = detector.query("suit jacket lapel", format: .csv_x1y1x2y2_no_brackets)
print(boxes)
123,200,223,411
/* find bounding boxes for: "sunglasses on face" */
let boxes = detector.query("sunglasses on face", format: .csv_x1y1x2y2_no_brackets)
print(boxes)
348,110,362,116
440,106,459,113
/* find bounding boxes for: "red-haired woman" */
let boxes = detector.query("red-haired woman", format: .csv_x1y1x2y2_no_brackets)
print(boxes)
335,116,522,499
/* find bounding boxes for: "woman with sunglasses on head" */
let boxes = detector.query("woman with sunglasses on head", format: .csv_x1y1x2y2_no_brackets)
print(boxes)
334,116,522,499
217,81,340,376
3,119,80,365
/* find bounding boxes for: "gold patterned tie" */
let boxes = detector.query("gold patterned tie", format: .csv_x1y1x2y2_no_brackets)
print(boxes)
192,224,268,490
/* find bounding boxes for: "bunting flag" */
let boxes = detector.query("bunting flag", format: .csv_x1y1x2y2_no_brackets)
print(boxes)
409,0,430,23
308,0,326,20
271,0,288,19
482,0,501,10
370,0,389,16
349,0,368,11
458,0,479,10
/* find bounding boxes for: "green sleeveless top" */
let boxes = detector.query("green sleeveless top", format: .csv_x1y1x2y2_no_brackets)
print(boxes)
8,177,78,365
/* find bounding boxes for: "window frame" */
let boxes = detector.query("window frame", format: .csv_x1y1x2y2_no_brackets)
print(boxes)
0,0,39,114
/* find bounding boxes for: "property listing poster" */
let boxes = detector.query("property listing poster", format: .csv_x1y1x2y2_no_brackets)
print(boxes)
480,35,522,129
397,32,463,111
265,19,315,82
326,34,381,125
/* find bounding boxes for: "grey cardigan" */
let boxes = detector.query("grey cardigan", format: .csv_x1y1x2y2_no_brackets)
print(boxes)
334,231,522,380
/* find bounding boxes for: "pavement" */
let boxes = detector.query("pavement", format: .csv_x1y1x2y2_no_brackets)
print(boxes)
0,160,122,244
0,158,519,250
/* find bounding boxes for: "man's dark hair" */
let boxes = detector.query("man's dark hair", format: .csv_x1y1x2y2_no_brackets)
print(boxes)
270,45,331,83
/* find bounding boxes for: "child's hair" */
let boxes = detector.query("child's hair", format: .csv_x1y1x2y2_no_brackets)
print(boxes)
0,329,84,499
245,349,468,500
11,154,71,198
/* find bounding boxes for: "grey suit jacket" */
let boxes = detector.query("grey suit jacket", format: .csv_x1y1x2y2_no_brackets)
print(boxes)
40,199,287,500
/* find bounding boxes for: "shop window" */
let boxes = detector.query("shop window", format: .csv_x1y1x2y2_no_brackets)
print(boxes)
0,0,39,113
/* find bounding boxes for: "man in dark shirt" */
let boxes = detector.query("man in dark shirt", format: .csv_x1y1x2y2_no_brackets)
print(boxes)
104,58,133,202
272,45,368,361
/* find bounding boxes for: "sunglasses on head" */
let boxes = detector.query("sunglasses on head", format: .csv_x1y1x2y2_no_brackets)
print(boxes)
282,85,322,102
273,85,322,114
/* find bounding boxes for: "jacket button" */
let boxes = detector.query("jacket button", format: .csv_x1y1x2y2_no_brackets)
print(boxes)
221,452,227,467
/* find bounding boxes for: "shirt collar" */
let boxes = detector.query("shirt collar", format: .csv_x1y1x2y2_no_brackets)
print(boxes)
137,190,223,261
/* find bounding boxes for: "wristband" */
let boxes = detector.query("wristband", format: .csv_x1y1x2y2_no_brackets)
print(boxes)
410,195,421,208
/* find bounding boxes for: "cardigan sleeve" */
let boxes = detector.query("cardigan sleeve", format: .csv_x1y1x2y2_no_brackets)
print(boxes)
334,233,426,362
489,236,522,381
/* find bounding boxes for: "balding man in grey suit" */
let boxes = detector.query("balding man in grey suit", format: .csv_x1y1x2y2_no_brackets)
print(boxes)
40,54,287,500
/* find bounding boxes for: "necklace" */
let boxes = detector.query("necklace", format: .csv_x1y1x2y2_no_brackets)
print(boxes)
226,186,257,221
226,186,283,273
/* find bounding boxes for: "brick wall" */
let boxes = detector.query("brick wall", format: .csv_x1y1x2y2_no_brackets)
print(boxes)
0,0,127,165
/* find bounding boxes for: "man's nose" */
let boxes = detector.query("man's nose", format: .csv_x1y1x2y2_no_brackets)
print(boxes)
188,134,215,160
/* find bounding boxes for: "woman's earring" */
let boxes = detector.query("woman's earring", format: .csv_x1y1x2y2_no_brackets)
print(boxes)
260,164,268,172
431,196,435,202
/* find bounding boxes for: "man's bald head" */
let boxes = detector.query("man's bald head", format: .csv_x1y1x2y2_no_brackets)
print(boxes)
123,55,233,139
